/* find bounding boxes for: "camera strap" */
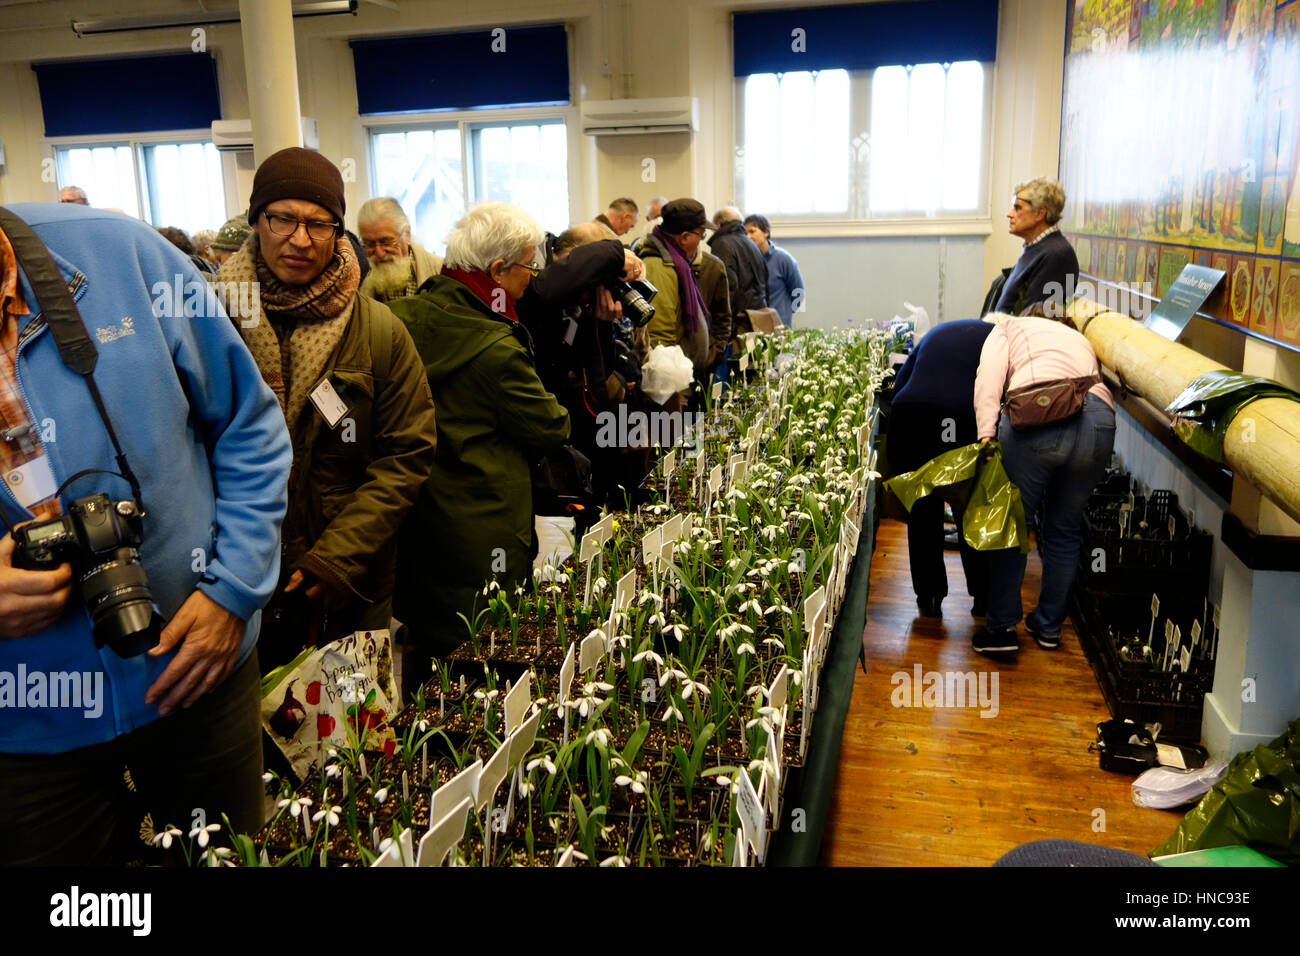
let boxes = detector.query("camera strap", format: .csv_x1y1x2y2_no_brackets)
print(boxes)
0,206,146,510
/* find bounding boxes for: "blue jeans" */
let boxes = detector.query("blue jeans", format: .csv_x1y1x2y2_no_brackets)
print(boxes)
712,343,733,388
988,394,1116,635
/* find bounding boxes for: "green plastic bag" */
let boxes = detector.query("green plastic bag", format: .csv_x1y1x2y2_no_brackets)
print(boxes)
1165,370,1300,463
1151,718,1300,865
885,442,1030,554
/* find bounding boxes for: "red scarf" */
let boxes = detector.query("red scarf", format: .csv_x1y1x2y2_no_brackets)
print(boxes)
441,266,518,322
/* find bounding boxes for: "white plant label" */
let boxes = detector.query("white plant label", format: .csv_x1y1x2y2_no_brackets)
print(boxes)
431,759,482,833
615,569,636,611
804,586,826,635
478,741,510,812
580,632,605,674
558,643,576,704
504,670,531,736
735,769,766,861
507,708,543,769
417,796,471,867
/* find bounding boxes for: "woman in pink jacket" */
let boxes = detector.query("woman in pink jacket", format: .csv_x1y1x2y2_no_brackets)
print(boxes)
970,314,1115,655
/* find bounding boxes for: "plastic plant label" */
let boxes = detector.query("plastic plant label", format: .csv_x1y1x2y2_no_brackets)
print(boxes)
732,827,748,867
579,530,601,564
735,769,766,861
398,827,415,867
559,643,576,704
507,708,543,769
556,845,578,867
641,527,661,572
478,741,510,812
504,671,532,736
768,664,788,717
1191,620,1202,648
740,352,751,372
804,586,826,635
1180,643,1192,674
730,459,747,486
593,514,614,545
664,448,677,481
431,759,482,833
580,632,605,674
417,796,471,867
708,463,723,496
663,513,683,543
615,569,636,611
712,382,723,402
1151,594,1160,618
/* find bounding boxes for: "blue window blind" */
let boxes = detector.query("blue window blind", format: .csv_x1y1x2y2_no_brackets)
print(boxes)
733,0,998,76
351,25,570,114
34,53,221,137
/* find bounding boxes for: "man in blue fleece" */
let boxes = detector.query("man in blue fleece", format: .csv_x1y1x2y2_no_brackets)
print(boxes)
994,178,1079,317
0,203,291,864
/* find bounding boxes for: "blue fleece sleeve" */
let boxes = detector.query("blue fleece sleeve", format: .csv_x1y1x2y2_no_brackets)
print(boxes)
160,269,291,621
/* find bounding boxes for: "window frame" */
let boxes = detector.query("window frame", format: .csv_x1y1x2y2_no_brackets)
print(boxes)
733,62,997,238
42,128,225,226
358,104,581,244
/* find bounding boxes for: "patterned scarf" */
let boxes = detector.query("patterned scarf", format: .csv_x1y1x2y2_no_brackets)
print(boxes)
216,233,360,428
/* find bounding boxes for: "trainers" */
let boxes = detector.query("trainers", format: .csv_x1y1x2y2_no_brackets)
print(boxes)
916,595,944,618
1026,621,1060,650
972,625,1019,655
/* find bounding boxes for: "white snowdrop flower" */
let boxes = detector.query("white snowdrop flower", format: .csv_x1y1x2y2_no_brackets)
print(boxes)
325,764,341,780
526,756,557,776
715,775,737,792
276,798,291,811
289,797,313,818
662,623,688,642
416,719,430,733
727,557,743,570
739,598,763,615
599,855,630,867
374,788,389,804
585,728,613,748
152,827,183,850
637,590,663,608
660,703,684,722
762,637,786,651
614,774,633,788
748,759,765,772
592,576,609,595
648,611,666,628
791,670,803,687
632,649,663,666
586,627,607,643
261,772,273,785
189,822,221,848
735,642,757,657
659,668,686,687
745,684,765,698
312,805,342,827
787,561,803,574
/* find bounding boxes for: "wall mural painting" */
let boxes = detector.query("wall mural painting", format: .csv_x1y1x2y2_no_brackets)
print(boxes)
1060,0,1300,348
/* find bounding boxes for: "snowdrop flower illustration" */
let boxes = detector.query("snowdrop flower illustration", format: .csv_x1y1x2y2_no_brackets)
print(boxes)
152,827,183,850
189,822,221,848
312,805,342,827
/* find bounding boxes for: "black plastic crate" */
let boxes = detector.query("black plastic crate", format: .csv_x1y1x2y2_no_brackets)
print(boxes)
1076,491,1212,595
1069,587,1212,742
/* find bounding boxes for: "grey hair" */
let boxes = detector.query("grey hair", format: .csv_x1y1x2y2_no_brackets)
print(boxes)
607,197,638,214
713,206,742,225
443,200,544,272
357,197,411,235
1013,178,1066,225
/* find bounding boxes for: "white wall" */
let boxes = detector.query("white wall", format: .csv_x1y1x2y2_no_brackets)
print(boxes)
0,0,1059,298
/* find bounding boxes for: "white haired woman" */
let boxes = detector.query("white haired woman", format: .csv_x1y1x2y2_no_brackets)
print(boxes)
387,201,570,668
995,177,1079,316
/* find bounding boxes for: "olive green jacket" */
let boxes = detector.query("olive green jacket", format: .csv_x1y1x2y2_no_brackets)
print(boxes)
637,234,712,375
283,296,438,614
388,276,570,643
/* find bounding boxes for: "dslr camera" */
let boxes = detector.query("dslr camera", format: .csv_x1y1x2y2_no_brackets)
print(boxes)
13,493,162,657
605,277,658,327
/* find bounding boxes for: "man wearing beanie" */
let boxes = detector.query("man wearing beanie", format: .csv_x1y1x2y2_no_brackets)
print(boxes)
214,147,438,672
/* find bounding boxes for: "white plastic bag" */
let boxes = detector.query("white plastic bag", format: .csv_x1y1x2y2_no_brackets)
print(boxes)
894,301,933,344
641,344,694,404
1132,759,1229,809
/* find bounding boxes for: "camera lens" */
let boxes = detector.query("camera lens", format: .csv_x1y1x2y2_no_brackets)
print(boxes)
79,547,162,657
618,285,656,327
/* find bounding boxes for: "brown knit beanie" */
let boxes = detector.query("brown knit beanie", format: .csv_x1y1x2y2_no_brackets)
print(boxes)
248,147,345,227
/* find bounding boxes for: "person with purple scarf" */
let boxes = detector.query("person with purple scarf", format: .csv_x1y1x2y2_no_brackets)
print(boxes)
636,198,714,378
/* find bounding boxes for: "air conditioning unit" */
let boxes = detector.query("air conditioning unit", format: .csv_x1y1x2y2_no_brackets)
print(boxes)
579,97,699,136
211,118,320,152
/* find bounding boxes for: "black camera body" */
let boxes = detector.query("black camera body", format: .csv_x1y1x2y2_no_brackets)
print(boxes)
606,277,658,327
13,493,162,657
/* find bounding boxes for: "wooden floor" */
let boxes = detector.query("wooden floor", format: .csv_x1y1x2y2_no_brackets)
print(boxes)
823,518,1184,866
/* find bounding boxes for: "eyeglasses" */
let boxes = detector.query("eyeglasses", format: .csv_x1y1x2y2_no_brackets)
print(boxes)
511,261,542,277
263,212,339,242
362,236,403,253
